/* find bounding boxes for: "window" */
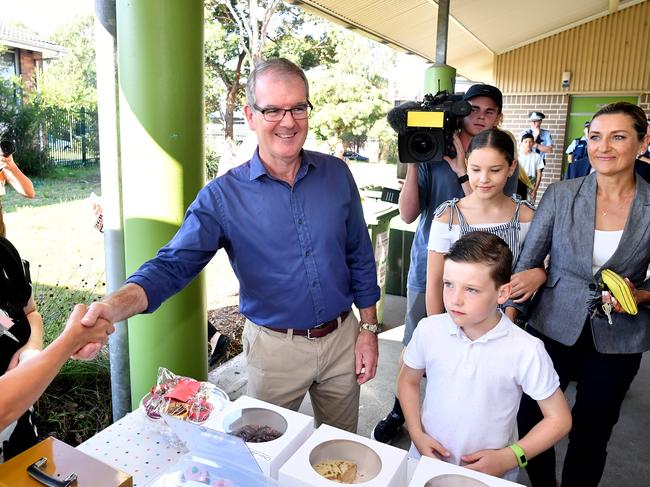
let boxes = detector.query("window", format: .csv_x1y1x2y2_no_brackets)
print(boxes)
0,49,18,81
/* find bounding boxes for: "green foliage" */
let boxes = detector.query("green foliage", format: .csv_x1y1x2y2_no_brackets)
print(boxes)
309,28,394,153
0,78,49,176
206,146,220,180
369,118,398,164
40,14,96,111
204,1,336,134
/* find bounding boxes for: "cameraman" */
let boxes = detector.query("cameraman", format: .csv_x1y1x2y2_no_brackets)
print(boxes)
371,84,519,444
0,151,35,236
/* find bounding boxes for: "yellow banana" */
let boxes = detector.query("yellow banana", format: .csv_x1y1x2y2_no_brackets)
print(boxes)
518,166,535,190
601,269,638,315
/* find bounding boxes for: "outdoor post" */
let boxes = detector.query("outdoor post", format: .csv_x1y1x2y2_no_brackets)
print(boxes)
95,0,131,421
116,0,207,407
424,0,456,95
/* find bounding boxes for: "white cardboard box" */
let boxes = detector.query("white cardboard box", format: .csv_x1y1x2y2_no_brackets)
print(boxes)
408,456,525,487
206,395,314,479
279,424,408,487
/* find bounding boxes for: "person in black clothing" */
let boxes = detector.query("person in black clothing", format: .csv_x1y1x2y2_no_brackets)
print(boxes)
0,237,115,462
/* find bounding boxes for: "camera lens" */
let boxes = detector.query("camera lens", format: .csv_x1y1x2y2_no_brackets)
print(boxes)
0,139,15,157
409,131,438,159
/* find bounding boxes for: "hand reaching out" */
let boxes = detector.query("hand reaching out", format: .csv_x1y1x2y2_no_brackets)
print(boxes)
68,303,116,360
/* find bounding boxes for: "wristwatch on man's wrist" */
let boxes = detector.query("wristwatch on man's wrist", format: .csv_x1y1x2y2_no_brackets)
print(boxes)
457,174,469,184
359,322,381,334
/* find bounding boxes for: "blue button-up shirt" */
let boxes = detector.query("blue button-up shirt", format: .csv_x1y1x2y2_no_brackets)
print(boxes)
127,149,379,329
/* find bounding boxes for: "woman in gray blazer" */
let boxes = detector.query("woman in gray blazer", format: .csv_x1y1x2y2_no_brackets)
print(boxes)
513,102,650,487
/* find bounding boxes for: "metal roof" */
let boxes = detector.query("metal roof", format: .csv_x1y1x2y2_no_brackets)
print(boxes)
0,21,65,58
287,0,642,82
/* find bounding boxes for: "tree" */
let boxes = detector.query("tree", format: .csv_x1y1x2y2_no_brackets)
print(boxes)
40,14,97,111
204,1,335,139
309,28,394,156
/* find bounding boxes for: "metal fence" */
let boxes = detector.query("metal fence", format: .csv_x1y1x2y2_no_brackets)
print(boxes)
41,107,99,167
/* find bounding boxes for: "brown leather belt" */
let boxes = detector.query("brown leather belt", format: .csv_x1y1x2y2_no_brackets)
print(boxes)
266,310,351,339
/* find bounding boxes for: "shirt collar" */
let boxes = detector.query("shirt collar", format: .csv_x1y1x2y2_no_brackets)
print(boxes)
444,311,511,343
248,147,316,181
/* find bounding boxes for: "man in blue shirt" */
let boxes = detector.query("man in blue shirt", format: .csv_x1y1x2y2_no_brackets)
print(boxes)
79,58,381,432
371,84,519,443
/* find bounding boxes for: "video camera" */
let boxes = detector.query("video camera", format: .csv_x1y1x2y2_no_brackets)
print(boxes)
387,91,471,162
0,139,15,158
0,123,15,158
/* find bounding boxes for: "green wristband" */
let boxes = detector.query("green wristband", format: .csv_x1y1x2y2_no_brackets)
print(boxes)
508,443,528,468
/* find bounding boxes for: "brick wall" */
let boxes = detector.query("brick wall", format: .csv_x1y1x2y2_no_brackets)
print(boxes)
500,94,569,203
17,50,42,91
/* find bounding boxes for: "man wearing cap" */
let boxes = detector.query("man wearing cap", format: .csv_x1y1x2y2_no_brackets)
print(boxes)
371,83,519,444
520,111,554,161
564,121,592,180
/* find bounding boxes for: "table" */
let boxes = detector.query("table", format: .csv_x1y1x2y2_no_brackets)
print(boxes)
77,411,186,487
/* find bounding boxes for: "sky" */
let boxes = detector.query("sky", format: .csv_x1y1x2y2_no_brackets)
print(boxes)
2,0,93,37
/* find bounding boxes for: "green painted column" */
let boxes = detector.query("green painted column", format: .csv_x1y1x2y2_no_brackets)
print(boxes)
116,0,206,408
423,64,456,94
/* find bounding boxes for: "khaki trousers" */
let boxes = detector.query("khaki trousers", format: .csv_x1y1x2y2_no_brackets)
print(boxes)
243,312,360,432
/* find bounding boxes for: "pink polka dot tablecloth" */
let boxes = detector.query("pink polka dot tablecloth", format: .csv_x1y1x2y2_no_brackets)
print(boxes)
77,411,187,486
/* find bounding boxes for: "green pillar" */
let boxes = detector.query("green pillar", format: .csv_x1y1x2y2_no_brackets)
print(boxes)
423,64,456,94
116,0,206,408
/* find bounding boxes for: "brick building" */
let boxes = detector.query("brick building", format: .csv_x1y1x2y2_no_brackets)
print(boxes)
495,2,650,199
0,21,64,91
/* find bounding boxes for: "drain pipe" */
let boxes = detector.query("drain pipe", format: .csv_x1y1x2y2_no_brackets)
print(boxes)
94,0,130,421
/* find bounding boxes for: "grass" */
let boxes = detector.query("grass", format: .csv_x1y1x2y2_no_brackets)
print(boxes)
4,163,240,445
3,164,111,445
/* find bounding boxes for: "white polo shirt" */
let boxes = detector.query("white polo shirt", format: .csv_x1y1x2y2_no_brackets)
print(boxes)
404,312,559,479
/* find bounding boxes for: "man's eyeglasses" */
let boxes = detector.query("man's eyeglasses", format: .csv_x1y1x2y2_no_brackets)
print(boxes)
253,101,313,122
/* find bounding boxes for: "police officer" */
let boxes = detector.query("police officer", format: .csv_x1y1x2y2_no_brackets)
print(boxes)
564,121,591,180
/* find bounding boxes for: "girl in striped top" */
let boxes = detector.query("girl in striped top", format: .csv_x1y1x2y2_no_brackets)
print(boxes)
425,129,546,316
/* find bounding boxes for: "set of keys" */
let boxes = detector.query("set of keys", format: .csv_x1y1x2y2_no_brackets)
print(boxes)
602,301,614,325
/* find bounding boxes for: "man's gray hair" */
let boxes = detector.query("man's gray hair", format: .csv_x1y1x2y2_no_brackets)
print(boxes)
246,58,309,107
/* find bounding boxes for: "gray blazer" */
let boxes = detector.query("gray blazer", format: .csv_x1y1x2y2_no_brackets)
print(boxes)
515,172,650,354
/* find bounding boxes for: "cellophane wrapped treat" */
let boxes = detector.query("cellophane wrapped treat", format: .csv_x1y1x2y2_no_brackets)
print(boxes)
140,367,228,442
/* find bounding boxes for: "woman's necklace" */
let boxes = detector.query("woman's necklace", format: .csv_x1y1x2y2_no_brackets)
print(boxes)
597,189,634,217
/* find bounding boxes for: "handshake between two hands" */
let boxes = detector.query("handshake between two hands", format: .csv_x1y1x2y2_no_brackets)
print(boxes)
67,302,116,361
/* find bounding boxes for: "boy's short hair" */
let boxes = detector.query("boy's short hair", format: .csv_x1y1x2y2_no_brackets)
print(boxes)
521,132,534,142
445,232,512,287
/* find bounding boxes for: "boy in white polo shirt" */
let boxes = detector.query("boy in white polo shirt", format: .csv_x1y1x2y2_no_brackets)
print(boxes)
398,231,571,481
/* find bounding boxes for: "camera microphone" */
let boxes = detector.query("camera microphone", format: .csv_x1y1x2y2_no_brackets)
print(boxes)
387,101,421,135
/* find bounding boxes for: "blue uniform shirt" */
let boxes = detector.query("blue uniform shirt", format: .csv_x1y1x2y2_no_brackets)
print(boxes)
127,149,380,329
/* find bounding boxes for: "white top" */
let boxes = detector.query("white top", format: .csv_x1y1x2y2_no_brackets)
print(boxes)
519,151,545,180
592,230,623,275
428,220,531,254
404,312,559,481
